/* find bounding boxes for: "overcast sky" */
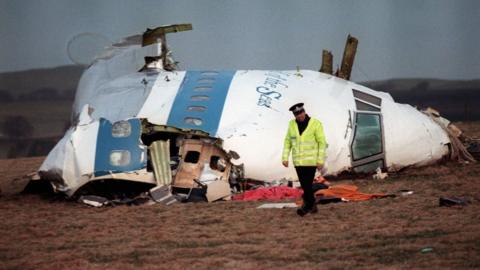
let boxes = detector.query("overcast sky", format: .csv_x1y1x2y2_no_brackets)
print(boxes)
1,0,479,81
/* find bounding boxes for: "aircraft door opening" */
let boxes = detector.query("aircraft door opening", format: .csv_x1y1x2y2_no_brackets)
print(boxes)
350,89,385,173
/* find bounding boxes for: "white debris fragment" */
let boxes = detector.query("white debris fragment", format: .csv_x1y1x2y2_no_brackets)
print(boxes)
78,195,109,207
149,185,177,205
257,203,298,209
373,167,388,180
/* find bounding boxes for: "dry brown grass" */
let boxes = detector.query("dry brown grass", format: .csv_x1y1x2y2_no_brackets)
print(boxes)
0,123,479,269
456,121,480,139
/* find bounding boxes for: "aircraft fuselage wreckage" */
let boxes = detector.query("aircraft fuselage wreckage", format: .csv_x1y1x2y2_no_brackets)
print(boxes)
39,24,474,197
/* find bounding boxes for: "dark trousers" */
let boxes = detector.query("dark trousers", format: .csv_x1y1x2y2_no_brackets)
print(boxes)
295,166,316,209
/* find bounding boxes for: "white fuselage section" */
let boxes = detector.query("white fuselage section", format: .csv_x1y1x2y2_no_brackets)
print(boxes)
40,42,451,195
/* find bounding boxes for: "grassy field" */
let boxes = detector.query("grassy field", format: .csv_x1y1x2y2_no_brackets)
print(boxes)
0,122,479,269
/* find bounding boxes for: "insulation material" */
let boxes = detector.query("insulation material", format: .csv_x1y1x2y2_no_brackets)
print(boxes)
149,140,172,186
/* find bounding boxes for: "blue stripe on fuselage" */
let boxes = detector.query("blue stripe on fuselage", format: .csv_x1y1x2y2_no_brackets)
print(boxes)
166,70,236,136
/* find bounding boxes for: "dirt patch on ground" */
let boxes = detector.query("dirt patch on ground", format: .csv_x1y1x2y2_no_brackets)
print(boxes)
0,124,480,269
0,157,44,195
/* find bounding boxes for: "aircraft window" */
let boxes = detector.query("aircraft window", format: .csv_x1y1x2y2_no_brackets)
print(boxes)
201,71,219,76
185,151,200,164
190,95,210,101
111,120,131,138
197,78,216,84
187,106,206,112
351,113,382,161
193,86,212,91
353,159,384,173
109,150,131,166
210,156,226,172
184,117,203,126
353,89,382,106
355,100,380,112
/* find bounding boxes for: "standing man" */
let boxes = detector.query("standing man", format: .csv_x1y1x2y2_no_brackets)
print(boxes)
282,103,327,216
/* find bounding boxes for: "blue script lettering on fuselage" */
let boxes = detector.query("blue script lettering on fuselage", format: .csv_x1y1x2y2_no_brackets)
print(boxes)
256,71,290,108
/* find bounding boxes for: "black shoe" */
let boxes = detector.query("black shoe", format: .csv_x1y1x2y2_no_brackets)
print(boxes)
296,204,318,216
296,207,308,216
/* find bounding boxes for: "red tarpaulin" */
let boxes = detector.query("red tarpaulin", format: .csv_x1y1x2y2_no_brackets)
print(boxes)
232,186,303,201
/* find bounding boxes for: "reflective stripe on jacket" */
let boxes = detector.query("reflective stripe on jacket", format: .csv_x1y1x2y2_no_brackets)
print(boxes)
282,117,327,166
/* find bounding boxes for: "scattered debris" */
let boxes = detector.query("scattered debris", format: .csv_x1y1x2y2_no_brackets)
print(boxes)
316,196,343,204
289,180,302,188
229,164,244,192
312,182,329,193
257,203,298,209
373,167,388,180
237,178,269,191
78,195,109,207
269,179,290,187
149,185,177,205
420,247,434,253
28,172,41,181
467,140,480,160
206,180,231,202
398,189,414,196
423,108,476,163
439,197,469,207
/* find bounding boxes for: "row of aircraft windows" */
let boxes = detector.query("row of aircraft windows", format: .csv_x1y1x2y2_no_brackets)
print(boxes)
183,72,219,126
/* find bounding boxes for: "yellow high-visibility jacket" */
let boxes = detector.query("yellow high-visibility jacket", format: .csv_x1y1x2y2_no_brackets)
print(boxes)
282,117,327,166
